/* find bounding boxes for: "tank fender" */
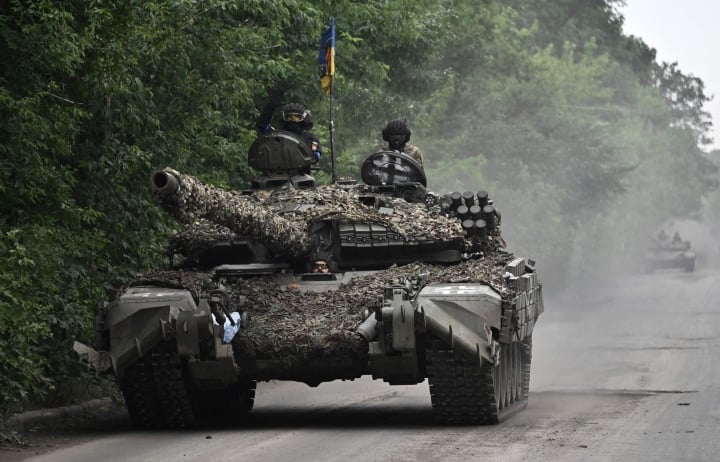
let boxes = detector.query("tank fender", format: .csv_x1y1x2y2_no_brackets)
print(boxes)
416,284,502,364
73,341,112,373
106,288,200,376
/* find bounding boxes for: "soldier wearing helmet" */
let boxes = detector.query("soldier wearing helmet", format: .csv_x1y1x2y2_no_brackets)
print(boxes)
256,89,322,163
382,119,424,168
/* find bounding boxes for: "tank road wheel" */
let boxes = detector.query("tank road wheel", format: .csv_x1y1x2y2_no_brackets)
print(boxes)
426,336,532,424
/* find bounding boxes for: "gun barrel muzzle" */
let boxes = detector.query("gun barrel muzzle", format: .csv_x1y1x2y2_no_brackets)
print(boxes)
151,170,180,196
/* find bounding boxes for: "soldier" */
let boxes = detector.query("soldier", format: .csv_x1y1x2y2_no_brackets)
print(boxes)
312,260,330,273
672,231,682,244
256,89,322,162
382,119,424,168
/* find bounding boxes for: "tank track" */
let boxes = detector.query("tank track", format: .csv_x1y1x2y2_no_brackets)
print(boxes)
119,359,165,429
119,346,258,429
118,347,197,429
426,336,532,424
150,350,198,428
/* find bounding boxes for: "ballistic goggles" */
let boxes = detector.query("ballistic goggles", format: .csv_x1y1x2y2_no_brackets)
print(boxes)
313,260,328,271
282,110,310,123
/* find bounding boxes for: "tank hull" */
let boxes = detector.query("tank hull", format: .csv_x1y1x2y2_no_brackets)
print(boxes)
644,248,696,273
80,255,541,427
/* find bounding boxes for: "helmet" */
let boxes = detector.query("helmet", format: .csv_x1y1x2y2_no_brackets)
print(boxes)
282,103,311,123
382,119,411,143
281,103,313,132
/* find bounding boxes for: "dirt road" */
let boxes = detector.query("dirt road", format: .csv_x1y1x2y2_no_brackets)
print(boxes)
4,267,720,462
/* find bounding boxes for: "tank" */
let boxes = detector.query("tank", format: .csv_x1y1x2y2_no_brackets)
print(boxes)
644,231,696,273
75,130,544,428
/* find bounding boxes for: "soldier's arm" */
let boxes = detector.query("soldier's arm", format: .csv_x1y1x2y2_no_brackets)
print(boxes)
304,133,322,162
256,89,284,133
407,145,425,167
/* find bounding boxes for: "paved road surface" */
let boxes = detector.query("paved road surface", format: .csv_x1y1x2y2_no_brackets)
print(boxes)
4,266,720,461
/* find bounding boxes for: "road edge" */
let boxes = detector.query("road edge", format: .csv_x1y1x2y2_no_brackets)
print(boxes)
1,398,123,433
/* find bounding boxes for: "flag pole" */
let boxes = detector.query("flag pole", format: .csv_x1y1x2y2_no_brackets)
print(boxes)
329,74,337,184
319,17,337,184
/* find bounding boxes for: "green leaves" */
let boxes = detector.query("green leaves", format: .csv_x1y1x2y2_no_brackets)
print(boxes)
0,0,716,413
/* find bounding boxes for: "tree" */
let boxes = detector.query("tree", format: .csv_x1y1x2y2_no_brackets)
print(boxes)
653,62,714,146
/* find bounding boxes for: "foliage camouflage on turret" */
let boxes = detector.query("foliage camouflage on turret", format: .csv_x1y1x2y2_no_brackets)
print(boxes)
155,168,468,257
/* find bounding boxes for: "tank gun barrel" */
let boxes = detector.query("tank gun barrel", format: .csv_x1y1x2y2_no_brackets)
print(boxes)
149,167,312,257
151,170,181,196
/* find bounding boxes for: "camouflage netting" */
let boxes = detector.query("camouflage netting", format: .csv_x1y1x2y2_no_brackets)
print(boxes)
230,254,515,365
129,254,514,365
128,167,514,365
156,168,465,257
157,168,311,255
169,219,239,260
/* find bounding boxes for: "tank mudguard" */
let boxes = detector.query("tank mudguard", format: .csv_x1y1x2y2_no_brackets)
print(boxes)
105,287,201,376
416,284,502,363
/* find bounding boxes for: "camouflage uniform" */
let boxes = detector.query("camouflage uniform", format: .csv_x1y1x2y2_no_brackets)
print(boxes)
403,144,424,168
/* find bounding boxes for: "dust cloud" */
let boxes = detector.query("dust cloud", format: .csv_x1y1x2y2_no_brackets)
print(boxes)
526,197,720,396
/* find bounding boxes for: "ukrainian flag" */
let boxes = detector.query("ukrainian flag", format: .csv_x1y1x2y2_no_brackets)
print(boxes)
318,18,336,95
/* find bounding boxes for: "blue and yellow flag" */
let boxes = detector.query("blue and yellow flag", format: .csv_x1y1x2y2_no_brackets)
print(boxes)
318,18,336,95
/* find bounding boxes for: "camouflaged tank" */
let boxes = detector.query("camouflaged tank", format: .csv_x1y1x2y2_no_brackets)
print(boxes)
644,232,696,273
76,131,543,428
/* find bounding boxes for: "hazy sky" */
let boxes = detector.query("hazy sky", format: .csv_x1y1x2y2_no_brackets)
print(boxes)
620,0,719,151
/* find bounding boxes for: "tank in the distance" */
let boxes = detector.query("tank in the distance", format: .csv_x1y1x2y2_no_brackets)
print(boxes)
644,230,696,273
75,130,544,428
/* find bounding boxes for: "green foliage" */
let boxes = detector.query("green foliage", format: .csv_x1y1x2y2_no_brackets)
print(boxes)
0,0,716,413
654,62,714,145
